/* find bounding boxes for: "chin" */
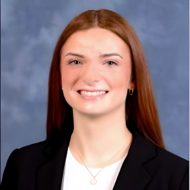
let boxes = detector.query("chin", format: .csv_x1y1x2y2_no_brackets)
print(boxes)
74,109,107,117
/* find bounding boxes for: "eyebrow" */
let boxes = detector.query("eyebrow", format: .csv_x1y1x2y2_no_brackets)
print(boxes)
65,52,123,59
99,53,123,59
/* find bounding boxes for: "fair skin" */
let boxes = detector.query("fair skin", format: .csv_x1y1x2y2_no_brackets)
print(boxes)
60,27,135,168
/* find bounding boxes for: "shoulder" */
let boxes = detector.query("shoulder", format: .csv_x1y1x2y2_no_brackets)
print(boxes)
1,140,51,189
4,140,50,171
135,131,188,168
133,132,189,189
138,132,189,172
155,145,188,167
140,135,189,189
4,132,68,168
150,145,189,174
153,145,189,179
4,130,69,169
11,140,48,158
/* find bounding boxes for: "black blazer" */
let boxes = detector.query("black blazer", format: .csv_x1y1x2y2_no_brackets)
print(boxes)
1,131,189,190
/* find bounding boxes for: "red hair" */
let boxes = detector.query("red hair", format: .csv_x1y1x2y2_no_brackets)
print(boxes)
46,9,165,149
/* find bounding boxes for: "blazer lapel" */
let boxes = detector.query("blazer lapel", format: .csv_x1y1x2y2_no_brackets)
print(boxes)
113,132,156,190
36,139,69,190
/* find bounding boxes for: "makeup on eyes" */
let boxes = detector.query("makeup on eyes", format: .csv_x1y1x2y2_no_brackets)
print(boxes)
68,60,118,66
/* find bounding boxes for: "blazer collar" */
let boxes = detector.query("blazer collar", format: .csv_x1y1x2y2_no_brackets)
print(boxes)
113,131,156,190
37,131,156,190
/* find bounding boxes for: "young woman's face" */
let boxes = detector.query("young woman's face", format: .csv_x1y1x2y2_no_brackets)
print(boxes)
60,28,134,116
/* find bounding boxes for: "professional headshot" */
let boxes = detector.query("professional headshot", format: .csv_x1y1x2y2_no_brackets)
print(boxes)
1,1,189,190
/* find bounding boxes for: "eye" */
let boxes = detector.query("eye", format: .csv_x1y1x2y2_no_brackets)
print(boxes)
69,60,82,65
106,61,117,66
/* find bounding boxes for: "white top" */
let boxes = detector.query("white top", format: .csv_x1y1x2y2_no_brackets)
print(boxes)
61,147,127,190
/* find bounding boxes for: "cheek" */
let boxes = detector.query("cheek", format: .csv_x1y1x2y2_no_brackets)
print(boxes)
60,67,74,90
60,70,70,92
107,68,130,91
110,79,128,95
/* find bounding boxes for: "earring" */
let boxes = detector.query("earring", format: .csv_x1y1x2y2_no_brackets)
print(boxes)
128,89,133,96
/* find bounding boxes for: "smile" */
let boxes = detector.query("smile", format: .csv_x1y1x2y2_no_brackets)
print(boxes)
77,90,109,100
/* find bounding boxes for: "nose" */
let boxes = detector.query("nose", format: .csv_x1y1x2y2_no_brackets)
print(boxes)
83,78,99,86
82,62,101,85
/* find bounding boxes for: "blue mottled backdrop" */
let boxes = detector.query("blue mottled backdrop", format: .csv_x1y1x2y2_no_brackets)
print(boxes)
1,0,189,178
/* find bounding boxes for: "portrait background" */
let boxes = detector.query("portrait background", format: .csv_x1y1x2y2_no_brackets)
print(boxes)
1,0,189,178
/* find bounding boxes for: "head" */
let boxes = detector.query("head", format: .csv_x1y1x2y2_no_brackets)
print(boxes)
47,9,165,148
60,27,134,119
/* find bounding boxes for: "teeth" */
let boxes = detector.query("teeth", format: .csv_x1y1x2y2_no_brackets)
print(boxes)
80,91,106,96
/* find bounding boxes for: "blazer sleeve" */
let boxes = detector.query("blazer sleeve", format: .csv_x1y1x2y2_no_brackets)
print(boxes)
1,149,19,190
179,167,189,190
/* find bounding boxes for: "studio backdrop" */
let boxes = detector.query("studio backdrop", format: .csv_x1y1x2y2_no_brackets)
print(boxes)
1,0,189,179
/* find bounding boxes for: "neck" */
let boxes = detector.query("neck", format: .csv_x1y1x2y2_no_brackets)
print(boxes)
69,106,132,168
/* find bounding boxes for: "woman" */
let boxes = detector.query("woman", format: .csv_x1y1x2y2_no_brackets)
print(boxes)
1,9,188,190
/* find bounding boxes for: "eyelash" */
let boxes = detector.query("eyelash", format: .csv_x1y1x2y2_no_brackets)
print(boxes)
68,60,118,66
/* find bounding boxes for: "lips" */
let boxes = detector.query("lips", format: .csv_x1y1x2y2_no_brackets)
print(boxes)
77,90,109,94
77,89,109,100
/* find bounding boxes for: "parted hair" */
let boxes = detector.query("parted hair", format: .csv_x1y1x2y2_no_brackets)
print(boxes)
46,9,165,149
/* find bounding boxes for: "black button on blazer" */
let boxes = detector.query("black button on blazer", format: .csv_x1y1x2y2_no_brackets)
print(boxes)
1,131,189,190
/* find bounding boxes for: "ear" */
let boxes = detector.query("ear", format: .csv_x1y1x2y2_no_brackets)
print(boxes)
129,72,135,88
129,80,135,90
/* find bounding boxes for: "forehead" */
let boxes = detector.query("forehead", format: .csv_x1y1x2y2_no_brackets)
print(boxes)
61,28,130,56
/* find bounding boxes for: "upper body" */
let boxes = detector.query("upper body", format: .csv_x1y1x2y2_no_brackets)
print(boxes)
1,130,189,190
1,9,189,190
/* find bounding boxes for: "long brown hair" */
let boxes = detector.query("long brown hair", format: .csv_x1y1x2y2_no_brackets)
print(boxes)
46,9,165,149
